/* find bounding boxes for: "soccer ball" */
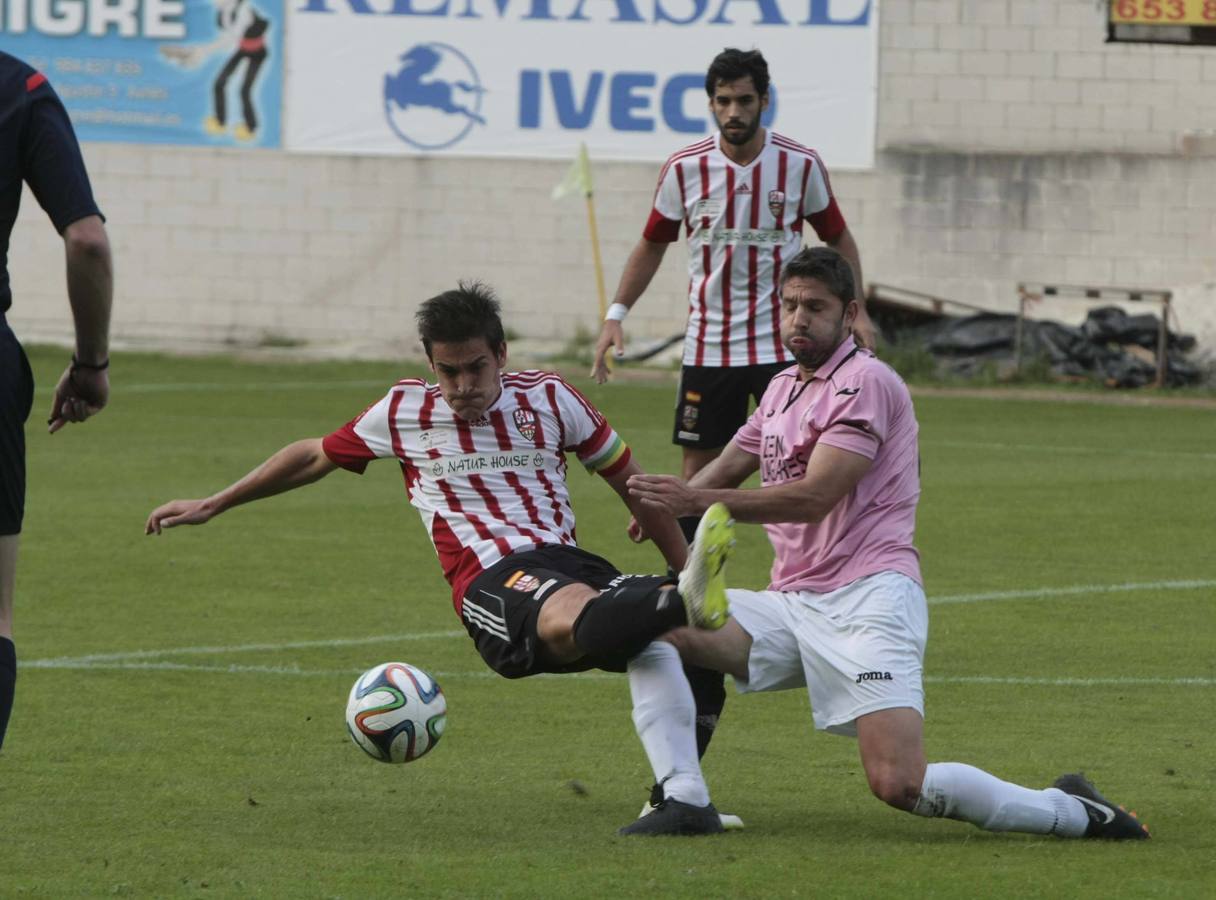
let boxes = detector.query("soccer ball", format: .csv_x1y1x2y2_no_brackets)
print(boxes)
345,662,447,763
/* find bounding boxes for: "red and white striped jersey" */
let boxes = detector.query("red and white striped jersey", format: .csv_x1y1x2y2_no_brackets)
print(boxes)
321,371,631,614
645,131,848,368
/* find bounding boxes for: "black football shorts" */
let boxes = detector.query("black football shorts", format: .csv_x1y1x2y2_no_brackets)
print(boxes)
460,544,624,679
0,324,34,536
672,361,788,450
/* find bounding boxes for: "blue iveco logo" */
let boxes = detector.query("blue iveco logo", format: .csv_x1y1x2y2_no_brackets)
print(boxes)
383,42,486,150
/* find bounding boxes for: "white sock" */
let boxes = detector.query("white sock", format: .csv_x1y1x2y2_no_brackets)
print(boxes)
628,641,710,807
912,762,1089,837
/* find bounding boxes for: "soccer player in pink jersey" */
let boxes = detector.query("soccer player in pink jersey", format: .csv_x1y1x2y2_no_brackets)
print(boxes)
622,247,1149,839
590,48,875,790
146,283,736,777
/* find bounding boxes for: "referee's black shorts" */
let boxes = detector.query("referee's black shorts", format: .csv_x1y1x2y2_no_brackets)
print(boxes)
672,361,788,450
0,323,34,536
460,544,626,679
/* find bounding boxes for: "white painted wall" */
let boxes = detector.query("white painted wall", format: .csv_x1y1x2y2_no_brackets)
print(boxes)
8,0,1216,355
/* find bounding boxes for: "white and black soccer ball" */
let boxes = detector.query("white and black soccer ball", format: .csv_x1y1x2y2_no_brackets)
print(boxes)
345,662,447,763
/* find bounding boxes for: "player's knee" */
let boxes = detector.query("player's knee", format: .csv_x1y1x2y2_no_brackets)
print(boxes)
866,765,921,811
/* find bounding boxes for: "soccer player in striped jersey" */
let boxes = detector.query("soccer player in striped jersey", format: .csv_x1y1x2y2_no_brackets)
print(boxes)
592,46,874,811
145,283,735,781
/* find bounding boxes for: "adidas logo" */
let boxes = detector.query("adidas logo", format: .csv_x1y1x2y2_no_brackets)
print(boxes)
735,183,751,194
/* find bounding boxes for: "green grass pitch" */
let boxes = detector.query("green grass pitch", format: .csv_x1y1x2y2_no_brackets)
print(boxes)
2,346,1214,898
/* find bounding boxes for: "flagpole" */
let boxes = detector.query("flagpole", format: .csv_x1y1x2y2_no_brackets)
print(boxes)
575,143,609,321
553,144,610,344
584,192,608,322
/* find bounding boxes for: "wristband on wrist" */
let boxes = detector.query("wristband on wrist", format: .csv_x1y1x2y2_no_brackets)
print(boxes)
71,355,109,371
605,303,630,322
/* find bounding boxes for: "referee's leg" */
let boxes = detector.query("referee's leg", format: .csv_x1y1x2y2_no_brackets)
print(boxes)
0,534,17,750
0,327,32,752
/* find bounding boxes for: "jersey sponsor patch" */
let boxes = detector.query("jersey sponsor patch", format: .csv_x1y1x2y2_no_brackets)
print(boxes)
694,228,786,246
694,199,723,218
426,449,547,479
418,429,452,450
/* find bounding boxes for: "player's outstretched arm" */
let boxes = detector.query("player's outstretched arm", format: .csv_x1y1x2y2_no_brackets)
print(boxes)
590,238,669,383
627,440,758,519
602,456,688,572
630,442,871,524
145,438,338,535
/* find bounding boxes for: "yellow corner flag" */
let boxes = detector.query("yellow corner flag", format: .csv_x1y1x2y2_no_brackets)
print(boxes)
551,142,594,200
552,144,608,320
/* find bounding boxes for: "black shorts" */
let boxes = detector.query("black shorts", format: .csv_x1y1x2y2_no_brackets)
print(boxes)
0,324,35,536
460,544,624,679
673,361,788,450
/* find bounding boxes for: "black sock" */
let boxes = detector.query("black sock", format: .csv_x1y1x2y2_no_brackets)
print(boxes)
684,662,726,759
572,575,686,662
0,637,15,752
678,515,701,546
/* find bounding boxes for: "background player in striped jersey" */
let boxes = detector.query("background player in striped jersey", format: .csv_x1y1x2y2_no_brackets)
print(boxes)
1,52,114,752
591,47,874,806
145,283,734,821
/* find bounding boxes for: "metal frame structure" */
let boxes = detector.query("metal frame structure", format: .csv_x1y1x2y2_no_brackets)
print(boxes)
1015,283,1173,388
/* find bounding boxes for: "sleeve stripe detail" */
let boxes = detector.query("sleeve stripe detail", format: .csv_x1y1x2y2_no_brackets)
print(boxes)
582,430,628,472
656,137,715,191
644,208,681,243
555,376,605,424
598,446,632,478
26,72,46,92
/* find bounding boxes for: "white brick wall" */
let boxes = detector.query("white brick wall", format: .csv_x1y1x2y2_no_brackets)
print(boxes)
7,0,1216,357
884,0,1216,154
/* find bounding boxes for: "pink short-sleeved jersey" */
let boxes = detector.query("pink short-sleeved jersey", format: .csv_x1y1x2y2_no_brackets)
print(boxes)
733,336,922,594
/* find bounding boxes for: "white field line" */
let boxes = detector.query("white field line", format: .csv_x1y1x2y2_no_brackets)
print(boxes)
21,659,1216,688
930,579,1216,605
26,579,1214,675
25,631,465,667
927,439,1216,462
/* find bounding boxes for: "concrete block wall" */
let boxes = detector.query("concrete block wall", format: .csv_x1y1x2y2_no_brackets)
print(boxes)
7,0,1216,357
880,0,1216,155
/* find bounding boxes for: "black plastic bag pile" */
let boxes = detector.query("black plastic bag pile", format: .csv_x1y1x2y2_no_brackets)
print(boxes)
908,306,1201,387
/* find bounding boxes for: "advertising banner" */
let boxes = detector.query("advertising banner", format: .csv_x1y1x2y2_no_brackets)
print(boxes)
285,0,878,167
2,0,283,147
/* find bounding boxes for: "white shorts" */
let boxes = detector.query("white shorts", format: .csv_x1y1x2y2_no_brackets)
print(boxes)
727,571,928,737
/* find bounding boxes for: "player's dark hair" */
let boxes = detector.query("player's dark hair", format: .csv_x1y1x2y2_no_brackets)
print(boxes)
416,280,506,358
705,48,770,98
780,247,855,304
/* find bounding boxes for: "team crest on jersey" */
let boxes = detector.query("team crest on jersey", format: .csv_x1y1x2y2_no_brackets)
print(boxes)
505,570,541,594
768,190,786,219
513,408,538,441
681,403,699,433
